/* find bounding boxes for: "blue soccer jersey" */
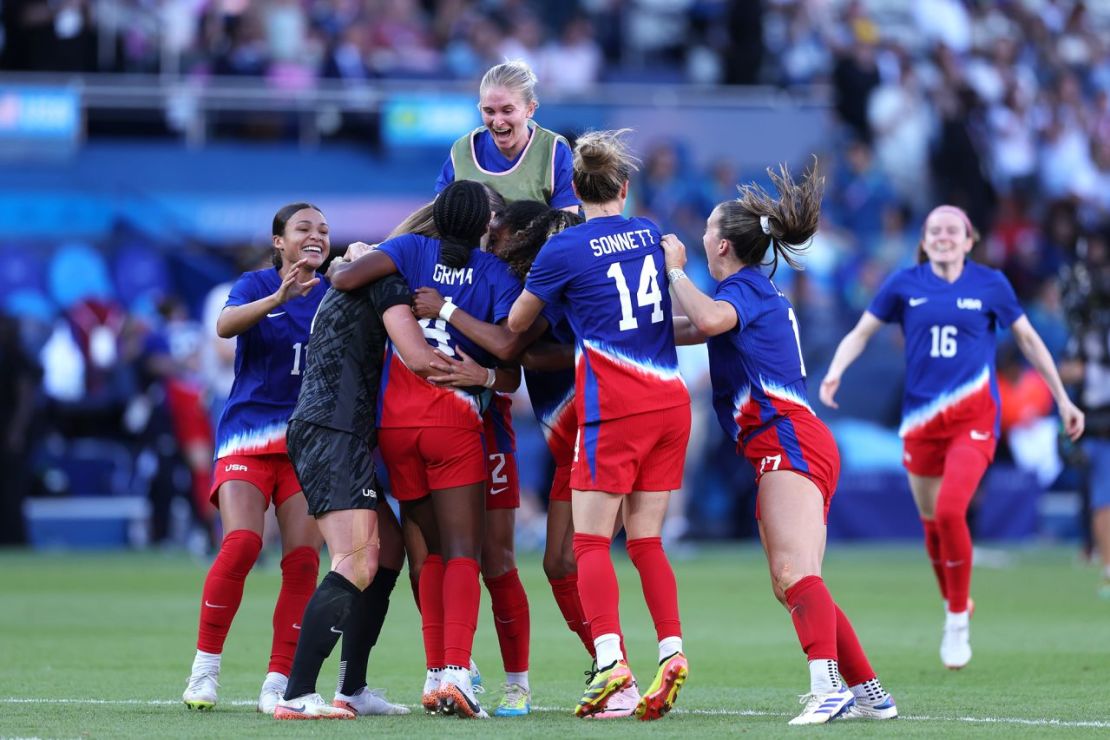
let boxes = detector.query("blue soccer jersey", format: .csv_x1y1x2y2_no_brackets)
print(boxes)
215,268,329,459
868,262,1025,437
525,214,689,423
707,268,815,443
377,234,522,429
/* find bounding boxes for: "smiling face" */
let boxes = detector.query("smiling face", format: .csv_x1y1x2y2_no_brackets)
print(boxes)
921,209,974,269
274,208,329,270
479,85,537,160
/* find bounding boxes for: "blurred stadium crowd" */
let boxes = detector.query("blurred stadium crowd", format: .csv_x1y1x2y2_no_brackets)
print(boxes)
1,0,1109,554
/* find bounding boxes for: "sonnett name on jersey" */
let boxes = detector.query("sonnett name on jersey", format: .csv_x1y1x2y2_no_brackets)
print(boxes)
589,229,656,257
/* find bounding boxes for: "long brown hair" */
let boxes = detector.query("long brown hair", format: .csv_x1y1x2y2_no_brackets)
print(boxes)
715,161,823,277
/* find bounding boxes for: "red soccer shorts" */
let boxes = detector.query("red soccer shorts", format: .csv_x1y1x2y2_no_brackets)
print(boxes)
484,399,520,510
902,412,998,477
210,453,303,509
571,404,690,494
743,412,840,522
379,426,486,501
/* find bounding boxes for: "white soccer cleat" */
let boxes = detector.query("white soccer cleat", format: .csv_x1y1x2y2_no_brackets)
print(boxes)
183,670,219,710
334,686,411,716
584,679,640,719
273,692,355,720
941,622,972,669
438,668,489,719
840,694,898,720
257,672,288,714
422,671,443,714
787,688,854,725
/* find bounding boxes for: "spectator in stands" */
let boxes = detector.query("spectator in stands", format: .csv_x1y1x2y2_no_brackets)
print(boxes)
1061,230,1110,598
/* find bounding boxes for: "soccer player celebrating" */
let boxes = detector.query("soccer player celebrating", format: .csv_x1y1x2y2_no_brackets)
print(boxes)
182,203,328,713
508,129,691,721
437,59,579,213
820,204,1084,669
272,243,433,719
412,201,611,713
662,164,896,724
330,179,522,719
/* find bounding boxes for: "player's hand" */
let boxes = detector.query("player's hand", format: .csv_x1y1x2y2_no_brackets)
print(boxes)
413,287,446,320
661,233,687,271
427,347,488,387
275,259,320,304
345,241,376,261
818,374,840,409
1059,398,1085,442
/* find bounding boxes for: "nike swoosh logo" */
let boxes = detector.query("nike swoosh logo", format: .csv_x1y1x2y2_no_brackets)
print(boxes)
490,487,508,495
292,623,301,630
495,616,515,624
204,600,227,609
908,297,928,307
267,312,286,318
944,560,965,567
969,430,991,441
330,626,344,635
285,704,306,712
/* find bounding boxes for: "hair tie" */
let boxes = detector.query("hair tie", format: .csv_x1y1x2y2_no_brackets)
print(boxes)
760,215,771,235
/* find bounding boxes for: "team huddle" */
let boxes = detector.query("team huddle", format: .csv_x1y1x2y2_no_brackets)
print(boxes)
181,61,1086,725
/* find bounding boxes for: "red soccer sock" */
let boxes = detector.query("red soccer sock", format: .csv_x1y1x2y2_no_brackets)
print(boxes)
936,445,990,613
197,529,263,654
572,533,621,642
625,536,682,641
418,554,445,669
921,518,947,601
833,603,875,685
548,574,595,657
784,575,838,661
485,568,531,673
443,557,481,668
268,546,319,675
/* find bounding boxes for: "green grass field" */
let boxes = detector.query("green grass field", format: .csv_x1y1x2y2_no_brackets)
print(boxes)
2,544,1108,738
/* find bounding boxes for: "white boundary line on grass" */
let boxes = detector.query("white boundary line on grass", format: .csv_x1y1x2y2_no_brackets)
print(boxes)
6,698,1110,728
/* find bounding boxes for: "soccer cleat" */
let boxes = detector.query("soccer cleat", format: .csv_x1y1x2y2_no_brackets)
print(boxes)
493,683,531,717
257,672,287,714
788,689,855,725
575,660,633,718
273,692,355,720
584,679,640,719
438,671,489,719
183,670,219,710
940,622,972,669
635,651,688,721
422,671,443,714
840,694,898,720
334,686,411,716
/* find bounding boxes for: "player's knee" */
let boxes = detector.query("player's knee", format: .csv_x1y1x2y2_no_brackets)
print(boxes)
481,546,516,579
933,504,965,530
334,547,379,591
542,550,575,580
770,557,817,595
